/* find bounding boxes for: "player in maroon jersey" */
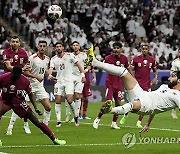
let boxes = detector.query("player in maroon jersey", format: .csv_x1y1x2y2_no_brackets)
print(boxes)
93,42,132,129
120,43,158,128
0,66,66,145
2,36,32,135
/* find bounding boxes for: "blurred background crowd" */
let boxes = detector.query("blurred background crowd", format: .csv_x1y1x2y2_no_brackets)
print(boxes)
0,0,179,70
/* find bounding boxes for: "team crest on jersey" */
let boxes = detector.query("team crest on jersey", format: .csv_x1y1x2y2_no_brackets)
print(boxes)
14,55,19,60
116,61,120,65
143,59,148,65
10,85,16,91
138,63,141,67
2,87,7,93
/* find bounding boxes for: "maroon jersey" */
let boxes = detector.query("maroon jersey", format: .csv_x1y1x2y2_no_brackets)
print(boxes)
0,72,31,104
131,55,157,91
105,54,130,89
2,48,29,73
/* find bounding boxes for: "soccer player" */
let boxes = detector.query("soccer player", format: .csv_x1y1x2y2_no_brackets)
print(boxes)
67,41,87,124
120,43,157,128
0,66,66,145
170,49,180,119
3,36,31,135
48,42,86,127
86,45,180,133
93,42,132,129
24,40,52,126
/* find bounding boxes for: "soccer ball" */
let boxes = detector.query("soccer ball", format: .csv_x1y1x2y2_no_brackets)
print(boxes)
47,5,62,20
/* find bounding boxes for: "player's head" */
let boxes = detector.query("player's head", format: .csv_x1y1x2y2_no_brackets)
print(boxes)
10,36,20,51
55,42,64,54
38,40,47,54
72,41,80,52
11,66,22,81
141,43,149,56
168,71,180,89
112,42,123,56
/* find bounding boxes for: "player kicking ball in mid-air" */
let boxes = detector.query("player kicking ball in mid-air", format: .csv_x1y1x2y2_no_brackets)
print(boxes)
0,66,66,145
86,45,180,132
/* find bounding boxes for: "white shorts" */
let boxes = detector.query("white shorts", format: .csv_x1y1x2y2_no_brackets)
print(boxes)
73,75,84,93
126,83,154,115
54,82,74,96
31,85,49,101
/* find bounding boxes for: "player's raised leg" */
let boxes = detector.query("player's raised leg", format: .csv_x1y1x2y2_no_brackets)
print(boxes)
87,45,137,91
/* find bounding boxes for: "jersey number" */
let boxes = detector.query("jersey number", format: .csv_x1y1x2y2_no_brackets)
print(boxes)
59,64,65,70
39,68,45,74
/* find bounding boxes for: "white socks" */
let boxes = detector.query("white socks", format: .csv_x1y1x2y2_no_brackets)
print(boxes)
65,99,71,117
110,103,133,115
75,99,81,115
93,59,128,77
8,111,18,129
43,110,51,125
55,104,61,122
69,102,79,117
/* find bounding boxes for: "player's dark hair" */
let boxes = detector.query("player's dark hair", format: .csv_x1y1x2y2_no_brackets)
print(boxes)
113,42,122,48
11,66,22,81
38,40,47,45
72,41,79,45
11,36,19,40
55,41,64,47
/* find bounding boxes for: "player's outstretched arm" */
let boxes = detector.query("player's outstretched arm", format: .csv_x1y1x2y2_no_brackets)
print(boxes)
139,114,155,133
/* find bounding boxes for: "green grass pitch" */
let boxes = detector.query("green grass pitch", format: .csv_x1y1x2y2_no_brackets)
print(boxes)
0,102,180,154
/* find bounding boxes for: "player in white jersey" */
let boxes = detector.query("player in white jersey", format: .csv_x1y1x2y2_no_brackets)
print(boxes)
65,41,89,122
85,45,180,133
72,41,88,120
170,49,180,119
48,42,86,127
24,40,52,126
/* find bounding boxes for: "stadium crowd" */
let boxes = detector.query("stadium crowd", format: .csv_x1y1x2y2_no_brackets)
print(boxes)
0,0,180,70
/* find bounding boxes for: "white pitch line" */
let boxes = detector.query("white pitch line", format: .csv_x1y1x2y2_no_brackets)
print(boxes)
2,115,180,132
0,142,179,149
79,121,180,132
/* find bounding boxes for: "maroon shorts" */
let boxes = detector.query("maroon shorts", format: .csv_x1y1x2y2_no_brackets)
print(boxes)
105,87,123,101
83,83,92,97
0,98,31,118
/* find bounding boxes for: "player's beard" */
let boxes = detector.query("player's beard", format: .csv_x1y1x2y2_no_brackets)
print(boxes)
168,80,178,89
12,45,18,51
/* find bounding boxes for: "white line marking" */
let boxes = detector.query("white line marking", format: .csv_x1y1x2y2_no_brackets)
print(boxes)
2,115,180,132
0,142,179,149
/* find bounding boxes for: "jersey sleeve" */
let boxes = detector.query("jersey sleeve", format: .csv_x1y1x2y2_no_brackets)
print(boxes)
152,58,157,68
124,56,130,68
2,50,10,62
28,56,34,70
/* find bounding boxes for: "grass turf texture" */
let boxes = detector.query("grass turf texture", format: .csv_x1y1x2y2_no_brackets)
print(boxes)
0,102,180,154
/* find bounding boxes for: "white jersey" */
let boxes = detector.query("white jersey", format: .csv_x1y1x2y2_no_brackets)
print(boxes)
72,52,87,77
128,83,180,115
28,53,50,87
171,58,180,71
148,84,180,114
50,52,78,83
